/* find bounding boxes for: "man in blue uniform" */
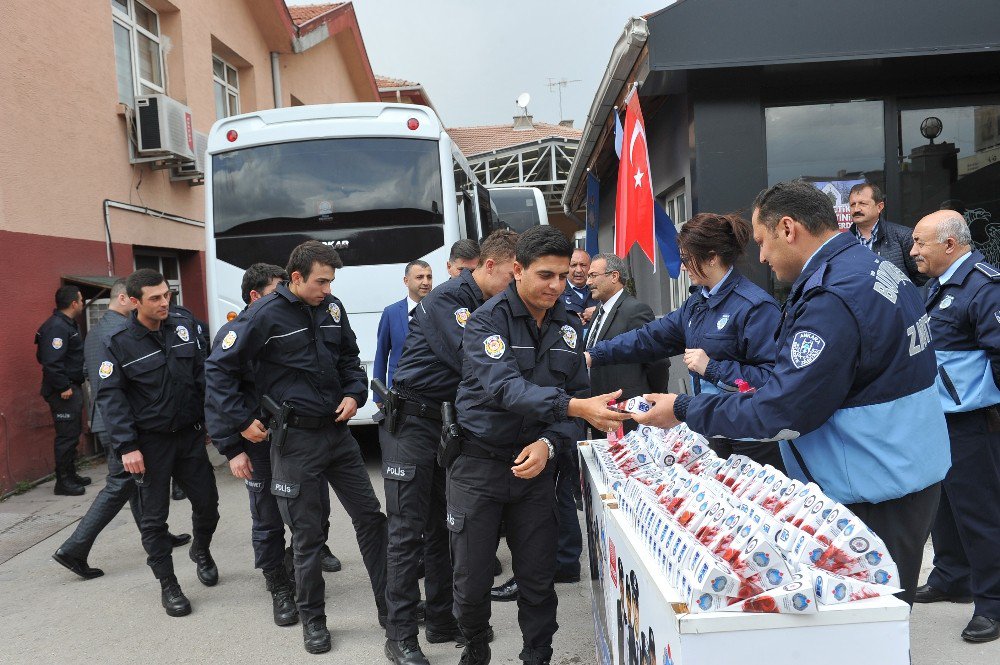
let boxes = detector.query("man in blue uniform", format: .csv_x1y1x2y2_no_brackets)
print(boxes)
205,241,387,654
562,248,598,327
449,226,630,665
634,181,951,607
381,230,517,665
53,279,189,579
35,284,89,495
909,210,1000,643
96,270,221,617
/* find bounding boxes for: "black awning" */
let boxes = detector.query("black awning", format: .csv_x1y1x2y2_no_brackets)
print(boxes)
63,275,121,290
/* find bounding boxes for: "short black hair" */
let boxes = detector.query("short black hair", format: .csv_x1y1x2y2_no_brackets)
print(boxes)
286,240,343,280
449,238,480,262
241,263,288,304
515,225,573,267
125,269,167,300
752,180,838,235
55,285,81,309
405,259,431,277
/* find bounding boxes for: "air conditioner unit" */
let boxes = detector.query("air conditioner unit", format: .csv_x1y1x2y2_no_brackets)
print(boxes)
171,130,208,183
134,94,195,161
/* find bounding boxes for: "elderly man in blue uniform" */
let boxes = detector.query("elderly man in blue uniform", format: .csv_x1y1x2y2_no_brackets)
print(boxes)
96,269,221,617
205,241,387,655
562,248,598,326
448,226,631,665
909,210,1000,643
380,230,517,665
35,284,90,495
374,260,433,403
633,181,951,608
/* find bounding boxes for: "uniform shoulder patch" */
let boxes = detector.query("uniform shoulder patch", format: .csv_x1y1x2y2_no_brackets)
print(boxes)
328,302,342,323
975,262,1000,280
98,361,114,379
221,330,237,350
176,325,190,342
716,314,731,330
560,324,577,349
455,307,471,328
483,334,506,359
939,294,954,310
51,337,63,350
790,330,826,369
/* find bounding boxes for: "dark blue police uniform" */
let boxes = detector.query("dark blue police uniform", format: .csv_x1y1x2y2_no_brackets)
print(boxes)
95,311,220,582
450,283,589,661
204,283,387,627
35,309,86,483
562,282,597,323
381,268,484,643
924,250,1000,620
673,232,951,606
589,269,783,468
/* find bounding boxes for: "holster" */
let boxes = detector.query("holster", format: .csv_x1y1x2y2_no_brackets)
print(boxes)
371,379,399,435
438,401,462,469
262,394,293,450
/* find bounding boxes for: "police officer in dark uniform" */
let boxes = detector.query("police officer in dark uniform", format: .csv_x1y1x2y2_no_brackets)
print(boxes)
562,248,599,326
910,210,1000,643
205,241,388,655
96,269,221,617
168,300,210,502
381,230,518,664
36,284,90,495
449,227,630,665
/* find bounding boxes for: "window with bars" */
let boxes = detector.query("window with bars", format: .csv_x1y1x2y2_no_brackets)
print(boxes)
111,0,165,107
213,55,240,120
661,186,691,313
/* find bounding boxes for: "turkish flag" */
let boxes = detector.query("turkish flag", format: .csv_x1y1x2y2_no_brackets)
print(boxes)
614,98,656,265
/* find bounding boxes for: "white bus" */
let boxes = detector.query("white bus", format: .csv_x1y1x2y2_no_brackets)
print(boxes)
204,103,498,424
488,186,548,233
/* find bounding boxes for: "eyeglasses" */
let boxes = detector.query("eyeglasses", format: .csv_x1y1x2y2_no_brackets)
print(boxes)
587,271,615,279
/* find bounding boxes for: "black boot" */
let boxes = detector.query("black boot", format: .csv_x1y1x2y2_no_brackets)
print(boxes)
54,470,84,496
52,548,104,579
264,568,299,626
189,544,219,586
302,616,331,654
458,628,492,665
519,646,553,665
172,481,186,501
70,467,92,486
384,637,430,665
320,545,341,573
160,576,191,617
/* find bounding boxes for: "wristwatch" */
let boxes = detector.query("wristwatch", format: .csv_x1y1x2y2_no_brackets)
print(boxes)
539,436,556,459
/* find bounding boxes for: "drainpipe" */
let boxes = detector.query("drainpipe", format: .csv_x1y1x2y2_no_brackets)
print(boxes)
271,52,282,108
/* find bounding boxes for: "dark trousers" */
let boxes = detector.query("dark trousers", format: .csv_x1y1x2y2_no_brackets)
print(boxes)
271,423,387,624
708,438,786,473
45,384,83,474
60,436,142,559
448,454,558,657
927,410,1000,619
555,448,582,576
136,425,220,580
381,415,453,640
846,481,941,607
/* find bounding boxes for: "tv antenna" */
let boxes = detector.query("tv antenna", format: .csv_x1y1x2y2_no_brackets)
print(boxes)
516,92,531,116
547,77,581,121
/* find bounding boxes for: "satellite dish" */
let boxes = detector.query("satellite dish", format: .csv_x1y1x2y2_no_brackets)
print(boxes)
516,92,531,109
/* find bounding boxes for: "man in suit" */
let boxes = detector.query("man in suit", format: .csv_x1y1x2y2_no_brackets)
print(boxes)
585,253,670,432
374,260,433,401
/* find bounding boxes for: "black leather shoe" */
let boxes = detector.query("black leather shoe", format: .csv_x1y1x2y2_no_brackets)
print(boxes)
458,629,492,665
170,532,192,548
962,615,1000,643
490,576,518,602
913,583,973,604
189,546,219,586
172,484,186,501
54,477,85,496
448,626,494,646
384,637,430,665
161,581,191,617
320,545,342,573
415,600,426,624
264,568,299,626
493,556,502,576
554,569,581,584
303,616,331,654
53,548,104,579
70,471,92,486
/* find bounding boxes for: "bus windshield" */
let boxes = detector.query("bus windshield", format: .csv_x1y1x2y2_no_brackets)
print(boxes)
211,137,444,267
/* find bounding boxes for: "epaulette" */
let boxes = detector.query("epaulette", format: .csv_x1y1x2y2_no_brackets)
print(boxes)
974,263,1000,281
733,275,766,304
803,262,829,292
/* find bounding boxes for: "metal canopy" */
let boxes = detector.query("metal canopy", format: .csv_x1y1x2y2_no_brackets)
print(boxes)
467,137,579,211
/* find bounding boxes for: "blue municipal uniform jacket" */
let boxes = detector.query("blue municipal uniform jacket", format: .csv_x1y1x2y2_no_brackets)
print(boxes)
926,250,1000,413
589,270,780,394
456,283,590,454
674,233,951,505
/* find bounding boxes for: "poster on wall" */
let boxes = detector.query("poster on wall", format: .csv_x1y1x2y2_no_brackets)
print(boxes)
581,446,614,665
804,177,867,231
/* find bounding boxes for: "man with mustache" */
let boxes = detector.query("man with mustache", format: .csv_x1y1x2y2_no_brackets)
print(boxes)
847,182,926,285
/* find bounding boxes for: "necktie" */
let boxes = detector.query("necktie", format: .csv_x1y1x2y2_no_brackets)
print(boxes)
926,279,940,304
408,307,416,322
586,305,605,349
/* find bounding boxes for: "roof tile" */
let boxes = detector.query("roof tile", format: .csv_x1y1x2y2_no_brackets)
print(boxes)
448,121,582,157
287,3,345,25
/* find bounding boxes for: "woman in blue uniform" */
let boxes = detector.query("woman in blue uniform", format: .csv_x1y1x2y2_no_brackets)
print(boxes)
586,212,783,469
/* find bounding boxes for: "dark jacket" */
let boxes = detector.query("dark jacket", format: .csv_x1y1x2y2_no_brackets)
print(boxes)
36,310,85,398
587,291,669,399
849,219,927,286
83,309,129,434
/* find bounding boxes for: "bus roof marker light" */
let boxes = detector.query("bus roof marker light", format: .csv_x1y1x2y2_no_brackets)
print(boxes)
226,129,238,142
407,118,419,131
